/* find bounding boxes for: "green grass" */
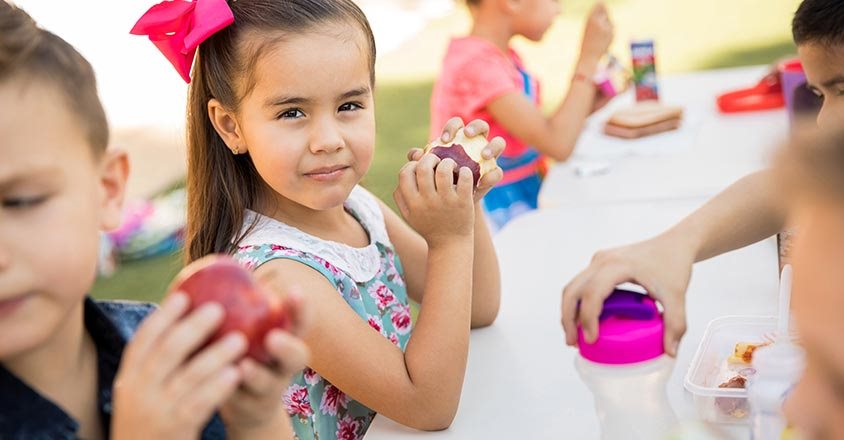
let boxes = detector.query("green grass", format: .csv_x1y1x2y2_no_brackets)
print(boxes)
93,1,801,302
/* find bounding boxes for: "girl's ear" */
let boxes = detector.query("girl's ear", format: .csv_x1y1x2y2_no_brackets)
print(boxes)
208,99,248,155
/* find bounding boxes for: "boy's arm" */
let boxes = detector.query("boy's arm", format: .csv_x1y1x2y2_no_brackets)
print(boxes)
562,170,788,355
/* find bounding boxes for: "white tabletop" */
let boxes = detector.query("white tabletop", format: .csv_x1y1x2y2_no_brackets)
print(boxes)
367,200,779,439
539,66,789,208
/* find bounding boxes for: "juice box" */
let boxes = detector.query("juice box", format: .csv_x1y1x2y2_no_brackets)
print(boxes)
631,39,658,101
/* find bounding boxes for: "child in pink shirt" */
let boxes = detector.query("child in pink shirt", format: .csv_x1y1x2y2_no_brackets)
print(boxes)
430,1,616,230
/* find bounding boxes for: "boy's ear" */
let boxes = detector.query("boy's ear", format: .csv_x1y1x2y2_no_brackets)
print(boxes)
98,149,130,231
208,99,248,155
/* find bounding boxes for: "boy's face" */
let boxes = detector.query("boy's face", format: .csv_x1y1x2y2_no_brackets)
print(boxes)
0,77,126,360
784,195,844,439
799,42,844,130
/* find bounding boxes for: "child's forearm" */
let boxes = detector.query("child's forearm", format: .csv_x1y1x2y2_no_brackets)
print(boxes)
402,238,474,428
545,58,601,162
662,170,788,262
470,203,500,328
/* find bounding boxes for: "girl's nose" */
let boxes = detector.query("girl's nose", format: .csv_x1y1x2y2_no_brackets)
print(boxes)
309,115,345,154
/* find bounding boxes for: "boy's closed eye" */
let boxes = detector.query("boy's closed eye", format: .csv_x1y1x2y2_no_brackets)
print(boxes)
2,194,49,209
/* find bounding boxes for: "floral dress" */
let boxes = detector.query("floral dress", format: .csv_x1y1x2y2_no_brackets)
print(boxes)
234,186,412,440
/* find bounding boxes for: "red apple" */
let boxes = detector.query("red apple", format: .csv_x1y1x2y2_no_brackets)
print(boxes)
423,128,496,187
168,254,289,364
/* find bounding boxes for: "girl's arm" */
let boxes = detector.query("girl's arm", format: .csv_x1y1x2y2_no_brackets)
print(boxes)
255,158,476,430
388,119,503,328
380,197,500,328
484,4,614,162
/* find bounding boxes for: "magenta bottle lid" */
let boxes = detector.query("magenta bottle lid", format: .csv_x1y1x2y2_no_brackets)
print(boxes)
577,289,665,364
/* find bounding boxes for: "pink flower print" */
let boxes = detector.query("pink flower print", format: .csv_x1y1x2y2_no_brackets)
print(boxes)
391,304,412,335
320,258,342,278
367,315,384,334
388,332,400,347
303,367,321,386
336,415,362,440
319,384,349,417
283,384,313,418
368,282,396,311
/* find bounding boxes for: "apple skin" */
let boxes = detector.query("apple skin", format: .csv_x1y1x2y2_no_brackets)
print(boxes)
423,128,497,189
169,254,289,364
428,144,481,186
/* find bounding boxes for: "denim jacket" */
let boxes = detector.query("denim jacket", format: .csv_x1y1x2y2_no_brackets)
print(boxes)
0,297,226,439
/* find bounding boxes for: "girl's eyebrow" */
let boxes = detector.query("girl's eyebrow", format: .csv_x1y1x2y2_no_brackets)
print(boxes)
338,86,370,101
265,95,309,108
264,86,369,108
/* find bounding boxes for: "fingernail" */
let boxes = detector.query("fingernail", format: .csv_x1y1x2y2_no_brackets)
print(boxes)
221,366,239,383
482,148,492,158
165,293,188,309
200,303,224,320
441,132,450,142
465,127,474,136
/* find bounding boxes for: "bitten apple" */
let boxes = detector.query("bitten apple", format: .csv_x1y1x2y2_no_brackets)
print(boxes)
423,128,496,187
168,254,289,364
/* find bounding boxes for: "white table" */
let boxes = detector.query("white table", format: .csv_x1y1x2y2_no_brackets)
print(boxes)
367,200,779,439
539,66,789,208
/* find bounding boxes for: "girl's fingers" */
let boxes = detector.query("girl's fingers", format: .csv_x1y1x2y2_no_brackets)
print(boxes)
464,119,490,138
482,136,506,160
434,158,457,195
416,154,440,197
407,148,425,161
440,117,465,143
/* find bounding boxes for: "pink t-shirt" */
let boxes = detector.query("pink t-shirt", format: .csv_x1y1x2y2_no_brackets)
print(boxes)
429,36,541,159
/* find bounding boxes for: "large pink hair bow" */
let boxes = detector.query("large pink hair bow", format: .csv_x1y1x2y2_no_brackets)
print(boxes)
130,0,234,83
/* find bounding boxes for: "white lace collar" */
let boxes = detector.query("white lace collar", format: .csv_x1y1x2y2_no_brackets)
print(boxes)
237,186,391,283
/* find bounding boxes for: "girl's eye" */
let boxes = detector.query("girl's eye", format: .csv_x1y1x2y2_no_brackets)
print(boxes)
278,109,305,119
339,102,363,112
2,195,47,209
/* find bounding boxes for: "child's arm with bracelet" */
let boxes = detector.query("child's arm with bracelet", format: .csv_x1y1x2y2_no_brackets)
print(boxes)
398,118,503,328
561,170,788,356
484,3,614,162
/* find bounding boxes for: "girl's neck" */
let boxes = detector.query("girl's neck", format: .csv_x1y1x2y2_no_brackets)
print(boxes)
258,193,368,247
4,300,93,392
469,14,515,54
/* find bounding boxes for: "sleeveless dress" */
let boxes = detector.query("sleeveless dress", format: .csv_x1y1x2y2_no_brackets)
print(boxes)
233,186,412,440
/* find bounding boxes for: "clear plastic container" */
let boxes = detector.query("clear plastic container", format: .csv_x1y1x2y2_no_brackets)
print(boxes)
683,315,777,424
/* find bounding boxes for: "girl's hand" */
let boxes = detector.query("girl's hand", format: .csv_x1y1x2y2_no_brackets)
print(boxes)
112,293,246,439
407,118,505,203
220,293,311,437
579,2,614,66
395,132,475,248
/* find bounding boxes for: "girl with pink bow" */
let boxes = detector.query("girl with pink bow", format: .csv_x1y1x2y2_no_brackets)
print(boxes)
132,0,505,439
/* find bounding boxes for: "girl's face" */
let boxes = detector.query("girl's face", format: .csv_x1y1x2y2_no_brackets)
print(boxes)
231,22,375,213
0,77,126,360
513,0,561,42
784,196,844,440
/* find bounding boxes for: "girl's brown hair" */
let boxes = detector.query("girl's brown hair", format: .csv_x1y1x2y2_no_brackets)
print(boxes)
185,0,376,263
0,2,108,155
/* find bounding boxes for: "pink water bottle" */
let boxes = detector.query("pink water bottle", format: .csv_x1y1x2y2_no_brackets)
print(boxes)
575,289,678,439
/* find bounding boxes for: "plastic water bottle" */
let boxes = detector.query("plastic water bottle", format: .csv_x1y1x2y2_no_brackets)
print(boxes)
747,342,804,440
575,289,678,439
